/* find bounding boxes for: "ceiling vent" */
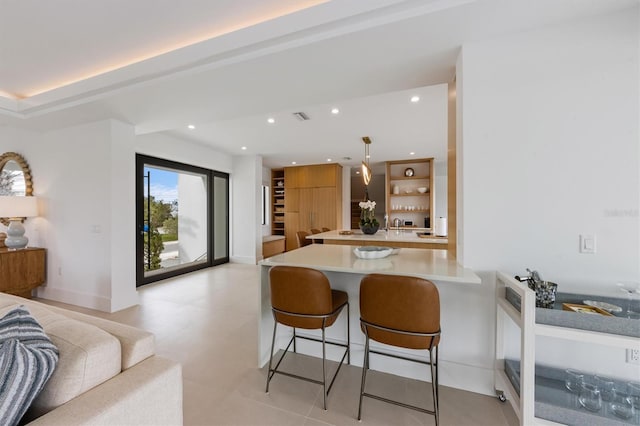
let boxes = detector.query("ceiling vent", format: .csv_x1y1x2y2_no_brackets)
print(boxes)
292,112,310,121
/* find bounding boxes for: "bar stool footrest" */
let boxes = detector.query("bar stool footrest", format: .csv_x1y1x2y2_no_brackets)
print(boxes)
362,392,436,416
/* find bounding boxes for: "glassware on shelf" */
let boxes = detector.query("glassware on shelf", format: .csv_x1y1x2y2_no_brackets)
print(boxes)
594,375,615,402
610,390,634,420
578,382,602,412
565,369,584,393
616,281,640,316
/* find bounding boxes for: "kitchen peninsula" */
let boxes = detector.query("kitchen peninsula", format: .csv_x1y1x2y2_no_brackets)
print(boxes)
258,244,480,387
307,229,448,249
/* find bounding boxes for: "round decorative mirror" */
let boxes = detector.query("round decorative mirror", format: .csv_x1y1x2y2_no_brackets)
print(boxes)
0,152,34,226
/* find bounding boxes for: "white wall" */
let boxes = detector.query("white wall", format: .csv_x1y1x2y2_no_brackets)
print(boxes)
108,120,138,311
135,133,232,174
0,121,139,312
231,155,262,264
459,8,639,385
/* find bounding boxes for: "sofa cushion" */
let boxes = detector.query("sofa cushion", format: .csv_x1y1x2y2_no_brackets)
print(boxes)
0,294,155,370
0,302,122,419
0,306,59,426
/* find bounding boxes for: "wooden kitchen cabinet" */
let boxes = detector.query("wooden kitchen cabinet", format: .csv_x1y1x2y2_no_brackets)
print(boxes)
282,163,342,250
0,247,46,298
297,187,338,231
286,164,338,189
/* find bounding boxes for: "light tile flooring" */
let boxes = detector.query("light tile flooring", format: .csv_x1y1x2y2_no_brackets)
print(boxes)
39,263,518,426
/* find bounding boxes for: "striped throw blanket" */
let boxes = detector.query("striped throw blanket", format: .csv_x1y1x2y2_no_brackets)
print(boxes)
0,306,59,426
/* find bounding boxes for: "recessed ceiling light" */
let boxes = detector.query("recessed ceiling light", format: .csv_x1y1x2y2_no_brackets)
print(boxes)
267,117,275,124
356,171,360,174
409,151,415,156
241,146,247,150
188,124,195,129
331,108,339,115
291,161,297,165
327,158,332,162
410,96,420,103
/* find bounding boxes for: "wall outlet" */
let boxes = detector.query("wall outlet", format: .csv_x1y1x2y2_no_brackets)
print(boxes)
627,348,640,364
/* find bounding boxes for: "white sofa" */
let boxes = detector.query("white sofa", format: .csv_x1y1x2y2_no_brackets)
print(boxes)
0,292,183,425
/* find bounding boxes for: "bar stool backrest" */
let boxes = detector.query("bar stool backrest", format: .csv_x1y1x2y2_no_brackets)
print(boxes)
269,266,334,329
296,231,312,248
360,274,440,349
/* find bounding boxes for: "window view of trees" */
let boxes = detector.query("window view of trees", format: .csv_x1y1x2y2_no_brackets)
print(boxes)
137,154,227,286
143,196,178,272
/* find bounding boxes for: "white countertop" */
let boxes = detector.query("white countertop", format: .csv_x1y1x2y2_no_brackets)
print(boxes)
259,244,480,284
306,229,448,245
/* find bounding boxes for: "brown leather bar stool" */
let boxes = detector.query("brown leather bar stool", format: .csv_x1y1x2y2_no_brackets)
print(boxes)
310,228,322,234
321,227,330,232
266,266,350,410
358,273,441,425
296,231,312,248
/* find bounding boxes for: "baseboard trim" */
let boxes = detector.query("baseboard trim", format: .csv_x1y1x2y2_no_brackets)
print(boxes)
35,286,112,312
230,255,256,264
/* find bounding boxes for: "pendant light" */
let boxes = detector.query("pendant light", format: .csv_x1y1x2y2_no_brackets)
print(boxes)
361,136,372,186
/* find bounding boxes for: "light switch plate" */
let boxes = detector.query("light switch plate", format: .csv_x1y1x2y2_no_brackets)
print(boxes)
579,234,596,254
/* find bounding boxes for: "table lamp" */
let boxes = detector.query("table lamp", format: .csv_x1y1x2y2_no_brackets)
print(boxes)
0,196,38,250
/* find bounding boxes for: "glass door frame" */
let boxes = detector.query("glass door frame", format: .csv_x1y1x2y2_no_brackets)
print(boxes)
135,154,229,286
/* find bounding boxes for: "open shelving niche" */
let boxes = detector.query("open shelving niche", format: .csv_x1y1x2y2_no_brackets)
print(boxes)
385,158,434,229
271,169,285,236
495,272,639,425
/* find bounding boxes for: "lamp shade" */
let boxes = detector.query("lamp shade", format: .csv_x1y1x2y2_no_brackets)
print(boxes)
0,196,38,218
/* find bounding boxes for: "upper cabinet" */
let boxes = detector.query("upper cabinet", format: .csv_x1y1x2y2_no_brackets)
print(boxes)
285,164,339,188
385,158,435,229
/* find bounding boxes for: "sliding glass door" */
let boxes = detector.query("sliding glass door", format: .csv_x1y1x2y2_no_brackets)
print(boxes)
136,154,229,286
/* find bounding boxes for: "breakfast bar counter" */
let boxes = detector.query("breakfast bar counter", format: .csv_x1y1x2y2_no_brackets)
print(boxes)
258,244,482,387
307,229,448,249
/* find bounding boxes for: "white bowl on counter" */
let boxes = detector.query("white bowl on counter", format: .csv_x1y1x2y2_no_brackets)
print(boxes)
353,246,394,259
417,187,428,193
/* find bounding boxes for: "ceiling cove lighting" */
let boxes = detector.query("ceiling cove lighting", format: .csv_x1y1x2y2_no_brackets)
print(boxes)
20,2,328,98
188,124,195,129
361,136,372,186
331,108,340,115
267,117,275,124
410,95,420,103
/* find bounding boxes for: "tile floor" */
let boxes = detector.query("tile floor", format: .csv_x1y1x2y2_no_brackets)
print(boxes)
39,263,518,426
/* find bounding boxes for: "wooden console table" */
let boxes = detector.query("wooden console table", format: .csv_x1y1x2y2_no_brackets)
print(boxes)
0,247,46,298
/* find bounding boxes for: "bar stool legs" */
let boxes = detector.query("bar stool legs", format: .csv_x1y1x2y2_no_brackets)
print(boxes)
264,303,350,410
357,335,440,425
